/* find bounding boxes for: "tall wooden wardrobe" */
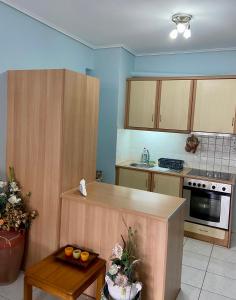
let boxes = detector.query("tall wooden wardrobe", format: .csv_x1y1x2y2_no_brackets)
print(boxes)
6,69,99,267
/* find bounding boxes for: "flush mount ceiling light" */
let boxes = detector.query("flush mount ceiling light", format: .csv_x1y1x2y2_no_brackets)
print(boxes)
169,13,192,40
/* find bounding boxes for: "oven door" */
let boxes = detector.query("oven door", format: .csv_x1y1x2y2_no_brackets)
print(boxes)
183,187,231,230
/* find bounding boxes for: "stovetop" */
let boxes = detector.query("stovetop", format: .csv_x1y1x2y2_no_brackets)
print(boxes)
187,168,232,181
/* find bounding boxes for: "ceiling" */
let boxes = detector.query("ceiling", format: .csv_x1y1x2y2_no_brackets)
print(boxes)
2,0,236,55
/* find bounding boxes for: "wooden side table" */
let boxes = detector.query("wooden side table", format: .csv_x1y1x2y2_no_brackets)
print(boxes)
24,249,106,300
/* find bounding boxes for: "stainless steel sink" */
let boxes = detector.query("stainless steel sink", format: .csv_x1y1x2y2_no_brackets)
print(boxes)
129,163,154,169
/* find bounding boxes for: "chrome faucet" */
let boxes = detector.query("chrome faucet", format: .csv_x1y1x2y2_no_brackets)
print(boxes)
141,148,150,164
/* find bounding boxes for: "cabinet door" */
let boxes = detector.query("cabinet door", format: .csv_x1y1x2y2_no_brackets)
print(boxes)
152,174,181,197
159,80,192,131
193,79,236,133
127,80,157,128
117,168,150,191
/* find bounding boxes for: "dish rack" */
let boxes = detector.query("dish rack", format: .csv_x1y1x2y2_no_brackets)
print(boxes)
158,158,184,171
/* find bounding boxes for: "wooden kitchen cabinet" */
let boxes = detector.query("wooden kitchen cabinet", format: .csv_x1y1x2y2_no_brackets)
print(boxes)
116,168,150,191
126,80,157,128
152,174,182,197
159,80,193,131
193,79,236,133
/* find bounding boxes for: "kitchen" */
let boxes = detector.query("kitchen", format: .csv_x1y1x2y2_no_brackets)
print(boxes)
0,1,236,300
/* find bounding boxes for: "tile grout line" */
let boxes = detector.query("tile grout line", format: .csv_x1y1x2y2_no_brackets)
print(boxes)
197,243,214,300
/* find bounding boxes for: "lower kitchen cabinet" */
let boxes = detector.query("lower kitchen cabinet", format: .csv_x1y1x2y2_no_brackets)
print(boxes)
116,168,150,191
152,173,182,197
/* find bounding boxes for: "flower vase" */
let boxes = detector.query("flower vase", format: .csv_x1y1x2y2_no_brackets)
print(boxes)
107,280,142,300
0,230,25,285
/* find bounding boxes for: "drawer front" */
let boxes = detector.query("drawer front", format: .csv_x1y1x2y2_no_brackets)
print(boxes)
184,222,226,240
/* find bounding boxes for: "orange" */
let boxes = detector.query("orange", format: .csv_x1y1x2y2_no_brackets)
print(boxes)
64,246,73,256
80,251,89,262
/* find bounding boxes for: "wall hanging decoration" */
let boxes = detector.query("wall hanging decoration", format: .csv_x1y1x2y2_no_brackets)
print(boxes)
185,134,199,153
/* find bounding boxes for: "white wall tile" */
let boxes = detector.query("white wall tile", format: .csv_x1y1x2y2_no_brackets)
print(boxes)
116,131,236,175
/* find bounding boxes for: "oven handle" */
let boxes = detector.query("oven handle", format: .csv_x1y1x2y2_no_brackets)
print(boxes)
183,186,231,197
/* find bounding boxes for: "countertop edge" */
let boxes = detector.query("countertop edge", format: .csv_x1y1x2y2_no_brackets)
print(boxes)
61,183,186,223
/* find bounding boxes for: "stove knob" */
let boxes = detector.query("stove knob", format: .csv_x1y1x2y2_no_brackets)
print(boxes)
202,184,206,188
212,185,216,190
193,182,196,186
222,187,226,192
188,182,192,186
197,183,201,187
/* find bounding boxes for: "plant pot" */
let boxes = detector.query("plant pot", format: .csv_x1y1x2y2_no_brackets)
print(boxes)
106,281,142,300
0,230,25,285
102,283,141,300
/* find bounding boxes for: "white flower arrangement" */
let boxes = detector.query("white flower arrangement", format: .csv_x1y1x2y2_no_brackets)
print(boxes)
105,224,142,299
0,167,37,231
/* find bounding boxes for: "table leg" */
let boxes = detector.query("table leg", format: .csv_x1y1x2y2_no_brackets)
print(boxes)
24,277,32,300
96,266,106,300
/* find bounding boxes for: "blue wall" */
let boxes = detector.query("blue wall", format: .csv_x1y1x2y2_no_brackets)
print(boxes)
0,2,94,177
93,48,134,183
1,1,236,186
134,50,236,76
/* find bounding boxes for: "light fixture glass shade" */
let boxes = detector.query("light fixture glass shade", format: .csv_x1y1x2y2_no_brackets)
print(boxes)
183,28,191,39
169,29,178,39
177,23,187,33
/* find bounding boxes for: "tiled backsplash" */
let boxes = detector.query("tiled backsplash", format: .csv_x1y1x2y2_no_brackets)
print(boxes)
192,135,236,174
116,129,236,174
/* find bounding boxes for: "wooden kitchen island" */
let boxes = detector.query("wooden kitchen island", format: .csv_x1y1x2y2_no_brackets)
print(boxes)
60,182,186,300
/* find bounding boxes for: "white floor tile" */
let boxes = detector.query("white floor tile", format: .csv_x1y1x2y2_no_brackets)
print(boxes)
0,295,10,300
203,272,236,299
212,245,236,263
208,257,236,279
183,250,209,271
0,272,24,300
230,233,236,251
199,290,232,300
184,238,213,257
177,283,200,300
181,265,205,288
0,273,92,300
183,237,188,245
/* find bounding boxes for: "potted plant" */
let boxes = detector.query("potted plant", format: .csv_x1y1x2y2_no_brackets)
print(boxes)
104,225,142,300
0,167,37,284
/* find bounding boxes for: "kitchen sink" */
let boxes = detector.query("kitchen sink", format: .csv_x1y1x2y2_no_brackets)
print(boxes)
129,163,154,168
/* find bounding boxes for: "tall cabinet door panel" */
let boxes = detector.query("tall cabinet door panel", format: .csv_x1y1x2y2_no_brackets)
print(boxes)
117,168,150,191
153,174,181,197
159,80,192,131
127,80,157,128
193,79,236,133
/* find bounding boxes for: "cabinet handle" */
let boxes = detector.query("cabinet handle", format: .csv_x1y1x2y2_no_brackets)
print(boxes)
145,179,148,188
160,114,162,123
232,117,235,127
151,114,154,122
199,229,208,233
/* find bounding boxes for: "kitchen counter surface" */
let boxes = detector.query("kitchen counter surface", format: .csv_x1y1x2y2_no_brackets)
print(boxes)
61,181,186,222
116,160,191,177
116,161,235,185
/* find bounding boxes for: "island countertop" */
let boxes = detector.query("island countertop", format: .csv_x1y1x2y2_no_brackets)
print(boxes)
61,181,186,222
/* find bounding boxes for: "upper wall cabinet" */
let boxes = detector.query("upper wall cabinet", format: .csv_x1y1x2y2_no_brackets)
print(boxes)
159,80,193,131
193,79,236,134
126,80,157,128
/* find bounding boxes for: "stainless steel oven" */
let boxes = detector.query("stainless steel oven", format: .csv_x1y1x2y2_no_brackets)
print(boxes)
183,178,231,230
